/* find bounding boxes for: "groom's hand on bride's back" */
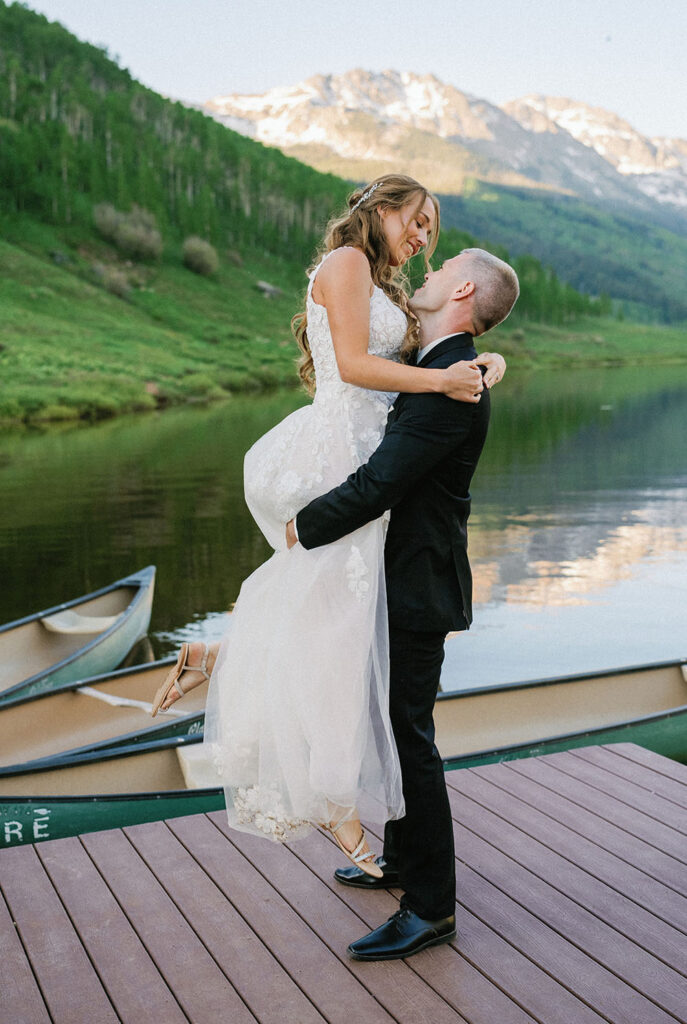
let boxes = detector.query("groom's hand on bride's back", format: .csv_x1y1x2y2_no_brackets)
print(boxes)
286,519,298,549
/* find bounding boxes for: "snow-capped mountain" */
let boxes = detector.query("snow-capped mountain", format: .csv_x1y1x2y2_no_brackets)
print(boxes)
503,95,687,209
203,70,687,219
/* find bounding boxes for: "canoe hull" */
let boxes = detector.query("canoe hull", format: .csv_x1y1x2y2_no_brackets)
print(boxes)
0,788,225,848
436,657,687,769
2,657,685,849
0,567,156,705
2,703,685,849
442,701,687,771
0,658,206,771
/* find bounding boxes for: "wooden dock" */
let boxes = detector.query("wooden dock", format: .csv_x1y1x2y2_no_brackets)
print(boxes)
1,743,686,1023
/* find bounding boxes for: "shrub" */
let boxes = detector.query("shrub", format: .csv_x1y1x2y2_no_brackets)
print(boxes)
93,203,163,261
114,220,163,260
101,266,130,298
93,202,119,242
183,236,219,276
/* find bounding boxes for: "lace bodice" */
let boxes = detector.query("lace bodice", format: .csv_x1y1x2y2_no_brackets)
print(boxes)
243,247,409,544
306,248,407,393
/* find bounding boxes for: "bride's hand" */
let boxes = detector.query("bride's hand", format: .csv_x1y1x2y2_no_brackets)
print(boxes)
475,351,506,389
442,361,483,403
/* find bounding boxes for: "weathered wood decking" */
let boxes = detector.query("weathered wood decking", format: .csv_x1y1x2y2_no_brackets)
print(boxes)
1,743,686,1023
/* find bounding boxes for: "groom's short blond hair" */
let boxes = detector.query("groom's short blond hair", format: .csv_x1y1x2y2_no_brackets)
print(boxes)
462,249,519,335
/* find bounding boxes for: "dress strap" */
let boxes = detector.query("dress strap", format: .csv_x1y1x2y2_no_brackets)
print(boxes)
306,246,361,301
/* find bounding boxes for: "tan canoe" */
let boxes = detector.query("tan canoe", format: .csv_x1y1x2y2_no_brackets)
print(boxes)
0,659,208,771
0,567,156,704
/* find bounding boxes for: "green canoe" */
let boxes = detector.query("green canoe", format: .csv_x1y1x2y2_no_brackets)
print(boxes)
437,656,687,769
0,566,156,706
0,735,223,847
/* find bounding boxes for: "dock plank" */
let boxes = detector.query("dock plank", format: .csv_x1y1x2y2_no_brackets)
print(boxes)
0,844,119,1023
507,755,687,867
445,775,687,1014
125,819,326,1024
218,819,478,1024
168,812,398,1024
299,826,545,1024
607,742,687,785
0,887,51,1024
336,822,583,1024
2,743,686,1024
80,827,256,1024
36,835,187,1024
448,767,687,934
465,760,687,913
448,831,681,1024
537,750,687,834
574,745,687,808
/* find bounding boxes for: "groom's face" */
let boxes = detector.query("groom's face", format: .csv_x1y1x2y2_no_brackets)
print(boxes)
410,253,471,314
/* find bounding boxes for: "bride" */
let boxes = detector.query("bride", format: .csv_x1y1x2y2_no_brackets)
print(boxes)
152,175,505,875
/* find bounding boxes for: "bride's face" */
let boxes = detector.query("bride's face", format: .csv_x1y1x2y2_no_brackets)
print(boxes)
378,195,435,267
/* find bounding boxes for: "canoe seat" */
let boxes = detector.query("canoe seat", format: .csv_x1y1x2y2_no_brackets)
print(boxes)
40,610,119,635
177,744,219,790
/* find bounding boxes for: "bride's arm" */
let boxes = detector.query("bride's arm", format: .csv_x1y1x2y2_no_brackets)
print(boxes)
316,248,483,403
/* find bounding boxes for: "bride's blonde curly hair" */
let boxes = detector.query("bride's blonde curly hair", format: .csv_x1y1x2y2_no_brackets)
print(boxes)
291,174,440,394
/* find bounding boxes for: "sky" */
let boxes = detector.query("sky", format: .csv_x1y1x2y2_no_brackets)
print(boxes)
24,0,687,140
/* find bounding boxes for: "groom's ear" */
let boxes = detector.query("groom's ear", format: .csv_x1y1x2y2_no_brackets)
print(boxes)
452,280,475,302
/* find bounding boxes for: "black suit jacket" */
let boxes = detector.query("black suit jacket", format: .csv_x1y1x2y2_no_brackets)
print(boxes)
296,334,490,633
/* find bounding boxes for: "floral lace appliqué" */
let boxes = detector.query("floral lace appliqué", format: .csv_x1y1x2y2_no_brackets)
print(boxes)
234,785,310,842
346,545,370,602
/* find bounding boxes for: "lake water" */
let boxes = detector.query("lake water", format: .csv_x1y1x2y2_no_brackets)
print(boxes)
2,365,686,693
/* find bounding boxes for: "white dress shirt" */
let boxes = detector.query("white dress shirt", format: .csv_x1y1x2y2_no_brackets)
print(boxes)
416,334,461,363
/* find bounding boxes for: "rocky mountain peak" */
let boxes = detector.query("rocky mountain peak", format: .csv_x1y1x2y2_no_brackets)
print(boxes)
203,70,687,217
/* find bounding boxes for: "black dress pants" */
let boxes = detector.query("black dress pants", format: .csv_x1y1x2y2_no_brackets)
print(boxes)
383,626,456,919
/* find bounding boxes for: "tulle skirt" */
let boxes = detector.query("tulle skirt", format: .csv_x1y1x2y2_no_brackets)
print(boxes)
201,392,404,842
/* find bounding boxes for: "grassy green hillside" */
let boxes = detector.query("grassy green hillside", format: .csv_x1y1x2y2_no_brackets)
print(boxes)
0,220,304,423
2,217,685,426
438,185,687,324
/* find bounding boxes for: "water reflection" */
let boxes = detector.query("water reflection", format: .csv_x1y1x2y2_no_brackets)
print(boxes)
1,365,686,686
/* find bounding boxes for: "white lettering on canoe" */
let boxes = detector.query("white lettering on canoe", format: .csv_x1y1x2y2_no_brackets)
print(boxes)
2,809,52,844
4,821,23,843
33,814,51,840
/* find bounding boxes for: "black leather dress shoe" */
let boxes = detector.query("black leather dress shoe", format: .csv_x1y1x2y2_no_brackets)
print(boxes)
334,857,400,889
348,907,456,961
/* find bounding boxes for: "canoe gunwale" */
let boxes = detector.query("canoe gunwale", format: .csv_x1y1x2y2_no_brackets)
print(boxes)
437,655,687,701
0,786,223,807
1,711,205,776
0,566,156,700
0,652,176,711
0,731,204,780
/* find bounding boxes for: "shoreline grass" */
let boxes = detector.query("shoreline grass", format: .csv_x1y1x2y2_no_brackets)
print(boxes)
1,228,685,428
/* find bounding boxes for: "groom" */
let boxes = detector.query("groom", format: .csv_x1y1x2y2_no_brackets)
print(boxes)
288,248,519,960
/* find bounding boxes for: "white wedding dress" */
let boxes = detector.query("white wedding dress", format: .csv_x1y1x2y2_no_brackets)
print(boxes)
202,248,406,841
